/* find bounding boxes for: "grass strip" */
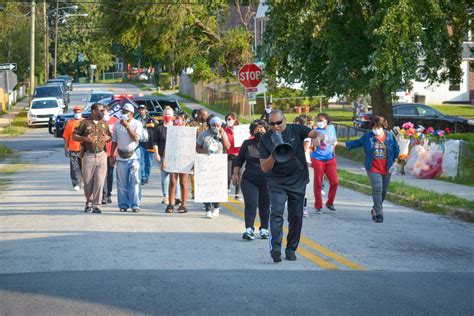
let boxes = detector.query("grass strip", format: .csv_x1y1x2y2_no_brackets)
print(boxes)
337,169,474,222
0,143,13,160
1,110,28,136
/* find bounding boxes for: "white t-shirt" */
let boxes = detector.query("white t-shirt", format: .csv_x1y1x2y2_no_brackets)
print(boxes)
112,118,144,160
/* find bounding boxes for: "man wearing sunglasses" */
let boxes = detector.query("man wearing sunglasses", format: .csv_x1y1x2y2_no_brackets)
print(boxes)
259,109,322,263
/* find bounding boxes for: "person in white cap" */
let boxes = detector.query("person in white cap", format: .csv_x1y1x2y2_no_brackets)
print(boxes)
110,103,145,213
196,115,230,219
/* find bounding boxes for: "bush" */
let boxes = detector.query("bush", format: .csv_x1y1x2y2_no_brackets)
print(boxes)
158,73,173,89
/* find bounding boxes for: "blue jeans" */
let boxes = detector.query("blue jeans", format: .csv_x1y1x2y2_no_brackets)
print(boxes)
158,162,180,198
139,144,154,180
116,159,141,209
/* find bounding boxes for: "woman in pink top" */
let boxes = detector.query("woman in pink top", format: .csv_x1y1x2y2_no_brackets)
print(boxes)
224,112,242,200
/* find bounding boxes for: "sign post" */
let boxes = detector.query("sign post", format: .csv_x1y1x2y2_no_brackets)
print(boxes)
238,63,263,117
0,64,18,130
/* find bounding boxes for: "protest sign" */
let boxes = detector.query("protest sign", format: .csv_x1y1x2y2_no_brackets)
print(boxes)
194,154,228,203
164,126,197,173
233,124,251,147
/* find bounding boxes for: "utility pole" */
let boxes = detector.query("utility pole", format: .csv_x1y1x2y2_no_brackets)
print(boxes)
30,0,36,100
53,0,59,78
43,1,49,82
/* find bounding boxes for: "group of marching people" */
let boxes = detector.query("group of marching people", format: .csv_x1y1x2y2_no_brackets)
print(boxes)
64,100,399,251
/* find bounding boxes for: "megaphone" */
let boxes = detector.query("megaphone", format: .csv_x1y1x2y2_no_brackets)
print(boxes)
271,132,294,163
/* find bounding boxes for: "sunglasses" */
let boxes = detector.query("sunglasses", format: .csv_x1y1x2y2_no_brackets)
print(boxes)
269,120,283,126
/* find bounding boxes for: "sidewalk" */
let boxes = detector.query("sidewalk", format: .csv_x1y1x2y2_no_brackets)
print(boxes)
172,92,474,202
0,98,29,132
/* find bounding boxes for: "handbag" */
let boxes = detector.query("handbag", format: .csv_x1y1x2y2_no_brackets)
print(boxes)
117,146,139,159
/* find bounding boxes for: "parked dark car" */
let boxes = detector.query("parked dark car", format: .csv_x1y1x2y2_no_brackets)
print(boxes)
48,95,181,138
354,103,474,133
47,78,69,93
46,81,70,104
56,75,73,91
33,85,68,111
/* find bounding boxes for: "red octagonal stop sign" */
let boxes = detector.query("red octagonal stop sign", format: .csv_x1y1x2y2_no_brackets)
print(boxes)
238,63,263,89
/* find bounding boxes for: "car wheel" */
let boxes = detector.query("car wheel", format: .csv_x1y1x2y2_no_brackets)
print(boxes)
452,123,466,133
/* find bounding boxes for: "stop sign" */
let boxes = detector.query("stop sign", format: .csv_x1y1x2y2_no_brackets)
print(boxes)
238,64,263,89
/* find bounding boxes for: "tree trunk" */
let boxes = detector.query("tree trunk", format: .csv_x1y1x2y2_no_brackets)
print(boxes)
370,84,394,128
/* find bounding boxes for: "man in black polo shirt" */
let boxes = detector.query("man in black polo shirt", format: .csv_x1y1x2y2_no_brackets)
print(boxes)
259,109,320,262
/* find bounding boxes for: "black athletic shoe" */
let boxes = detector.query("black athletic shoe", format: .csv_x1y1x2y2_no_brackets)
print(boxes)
120,208,127,212
132,208,140,213
285,250,297,261
165,204,174,213
102,199,107,205
326,204,336,211
84,205,92,213
175,198,182,205
107,197,112,204
375,215,384,223
92,207,102,214
271,250,282,263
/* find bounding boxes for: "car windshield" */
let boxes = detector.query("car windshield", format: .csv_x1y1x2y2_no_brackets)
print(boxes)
31,100,58,109
34,87,61,98
90,93,113,102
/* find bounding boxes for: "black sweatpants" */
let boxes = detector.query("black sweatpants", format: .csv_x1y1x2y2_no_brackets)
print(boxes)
227,155,240,195
69,151,82,188
269,187,305,253
241,175,270,231
102,157,115,199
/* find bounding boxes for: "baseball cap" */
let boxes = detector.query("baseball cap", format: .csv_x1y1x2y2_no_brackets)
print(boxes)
138,104,146,109
122,103,135,112
72,106,82,112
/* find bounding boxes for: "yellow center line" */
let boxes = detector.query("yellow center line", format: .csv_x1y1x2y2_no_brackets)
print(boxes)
223,201,338,270
224,198,366,271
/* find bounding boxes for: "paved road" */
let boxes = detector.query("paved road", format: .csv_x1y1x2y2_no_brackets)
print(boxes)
0,84,473,315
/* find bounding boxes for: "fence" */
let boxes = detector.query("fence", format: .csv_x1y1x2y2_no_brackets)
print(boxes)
179,74,254,119
102,71,128,81
333,123,367,141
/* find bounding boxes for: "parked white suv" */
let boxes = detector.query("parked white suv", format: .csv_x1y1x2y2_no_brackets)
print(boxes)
83,90,114,111
28,97,63,127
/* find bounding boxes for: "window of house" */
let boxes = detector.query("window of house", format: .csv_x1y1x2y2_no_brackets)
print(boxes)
449,80,461,91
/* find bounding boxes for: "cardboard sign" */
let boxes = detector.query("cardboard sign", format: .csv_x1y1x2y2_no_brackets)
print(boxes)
194,154,228,203
164,126,197,174
232,124,251,148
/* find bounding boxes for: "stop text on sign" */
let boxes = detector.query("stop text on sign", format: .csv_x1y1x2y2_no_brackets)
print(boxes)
238,63,263,89
239,70,261,81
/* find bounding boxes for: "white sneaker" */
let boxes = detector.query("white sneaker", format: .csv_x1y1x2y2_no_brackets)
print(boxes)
206,211,213,219
212,208,220,217
259,228,269,239
303,207,309,218
321,190,326,196
162,197,169,204
73,186,80,191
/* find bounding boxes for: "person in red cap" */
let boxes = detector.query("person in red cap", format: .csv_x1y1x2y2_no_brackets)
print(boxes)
63,106,84,191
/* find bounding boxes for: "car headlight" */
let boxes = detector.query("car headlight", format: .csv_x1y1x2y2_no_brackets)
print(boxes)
468,120,474,126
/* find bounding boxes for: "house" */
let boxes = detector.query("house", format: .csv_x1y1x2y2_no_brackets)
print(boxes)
406,41,473,104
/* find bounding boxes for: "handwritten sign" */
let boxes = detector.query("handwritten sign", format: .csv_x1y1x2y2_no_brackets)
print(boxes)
194,154,228,203
164,126,197,174
233,124,250,147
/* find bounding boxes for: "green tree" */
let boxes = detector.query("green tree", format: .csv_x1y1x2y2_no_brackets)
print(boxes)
100,1,255,82
0,1,47,84
259,1,471,127
56,3,114,79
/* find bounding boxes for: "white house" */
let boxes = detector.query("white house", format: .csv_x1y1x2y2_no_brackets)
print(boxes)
406,41,473,104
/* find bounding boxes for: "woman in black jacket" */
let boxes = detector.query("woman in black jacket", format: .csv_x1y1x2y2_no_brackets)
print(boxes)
233,119,270,240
